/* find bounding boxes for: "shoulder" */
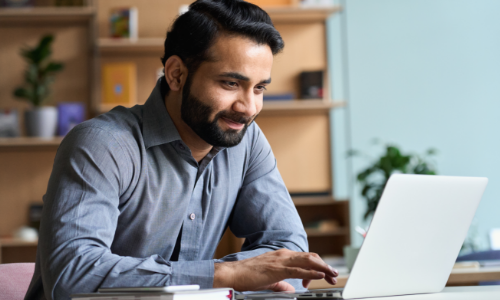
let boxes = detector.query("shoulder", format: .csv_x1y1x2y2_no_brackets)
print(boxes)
60,106,144,161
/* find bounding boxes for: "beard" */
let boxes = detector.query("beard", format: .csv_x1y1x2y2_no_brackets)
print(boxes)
180,76,256,148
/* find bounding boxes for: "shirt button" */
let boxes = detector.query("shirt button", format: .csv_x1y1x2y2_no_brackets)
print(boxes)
189,213,195,220
179,144,185,150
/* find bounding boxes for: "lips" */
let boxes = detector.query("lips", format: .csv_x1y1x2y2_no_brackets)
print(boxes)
221,117,245,130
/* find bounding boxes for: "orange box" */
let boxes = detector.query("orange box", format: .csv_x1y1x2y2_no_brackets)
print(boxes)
101,62,137,106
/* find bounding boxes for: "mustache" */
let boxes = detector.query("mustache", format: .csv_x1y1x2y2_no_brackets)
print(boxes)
216,111,257,125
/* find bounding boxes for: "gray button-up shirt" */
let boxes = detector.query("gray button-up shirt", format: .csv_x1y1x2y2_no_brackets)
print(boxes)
25,78,308,300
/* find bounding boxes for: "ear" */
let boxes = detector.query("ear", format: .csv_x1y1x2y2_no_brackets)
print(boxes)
164,55,188,92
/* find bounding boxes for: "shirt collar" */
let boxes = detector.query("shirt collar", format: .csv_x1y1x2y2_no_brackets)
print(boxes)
142,77,182,149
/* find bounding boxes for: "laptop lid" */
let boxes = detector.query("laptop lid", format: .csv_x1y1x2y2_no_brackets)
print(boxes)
343,174,488,299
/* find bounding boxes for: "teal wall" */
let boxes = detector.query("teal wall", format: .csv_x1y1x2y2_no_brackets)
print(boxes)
329,0,500,248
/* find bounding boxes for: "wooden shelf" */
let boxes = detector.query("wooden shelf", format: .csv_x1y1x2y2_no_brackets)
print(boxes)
95,6,341,52
97,100,345,115
305,227,349,237
292,195,347,206
262,100,345,114
0,238,38,247
0,137,63,148
0,7,95,23
265,6,341,23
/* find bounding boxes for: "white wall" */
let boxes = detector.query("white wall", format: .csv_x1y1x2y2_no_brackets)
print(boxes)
329,0,500,248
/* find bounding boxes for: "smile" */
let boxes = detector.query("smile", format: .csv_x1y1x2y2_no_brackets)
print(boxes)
221,117,245,130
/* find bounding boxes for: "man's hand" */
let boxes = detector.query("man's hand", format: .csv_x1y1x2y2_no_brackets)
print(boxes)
213,249,338,292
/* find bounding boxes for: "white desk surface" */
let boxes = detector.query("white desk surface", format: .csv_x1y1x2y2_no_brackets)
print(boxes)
363,286,500,300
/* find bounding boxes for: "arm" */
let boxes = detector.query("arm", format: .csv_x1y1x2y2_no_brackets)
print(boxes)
213,125,337,291
39,126,213,300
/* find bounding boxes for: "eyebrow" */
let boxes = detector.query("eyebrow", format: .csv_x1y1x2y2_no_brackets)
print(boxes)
219,72,272,84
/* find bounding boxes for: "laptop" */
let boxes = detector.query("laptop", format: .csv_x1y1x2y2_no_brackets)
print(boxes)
236,174,488,299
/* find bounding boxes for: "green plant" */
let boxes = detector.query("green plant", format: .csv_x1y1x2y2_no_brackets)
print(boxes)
13,35,64,107
349,142,438,220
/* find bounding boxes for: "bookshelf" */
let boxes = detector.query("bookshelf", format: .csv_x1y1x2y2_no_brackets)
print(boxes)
0,6,94,23
0,0,350,263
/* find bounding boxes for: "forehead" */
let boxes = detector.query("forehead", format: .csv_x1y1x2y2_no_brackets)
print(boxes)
200,34,273,78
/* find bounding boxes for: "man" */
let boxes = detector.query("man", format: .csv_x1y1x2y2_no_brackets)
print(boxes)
25,1,337,299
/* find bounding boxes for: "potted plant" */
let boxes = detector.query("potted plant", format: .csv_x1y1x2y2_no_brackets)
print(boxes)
13,34,64,138
349,142,438,220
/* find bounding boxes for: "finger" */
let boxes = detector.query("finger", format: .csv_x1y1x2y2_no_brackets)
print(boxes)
266,281,295,292
287,253,336,277
283,267,325,280
302,279,311,289
329,265,339,277
324,274,337,285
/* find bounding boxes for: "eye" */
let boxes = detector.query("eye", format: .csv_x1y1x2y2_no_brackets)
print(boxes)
255,85,267,93
223,81,238,88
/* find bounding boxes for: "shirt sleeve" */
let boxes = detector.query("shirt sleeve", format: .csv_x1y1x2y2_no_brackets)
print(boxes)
214,123,309,290
37,126,214,300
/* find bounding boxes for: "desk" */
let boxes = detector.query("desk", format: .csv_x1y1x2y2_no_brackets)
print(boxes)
308,267,500,289
361,286,500,300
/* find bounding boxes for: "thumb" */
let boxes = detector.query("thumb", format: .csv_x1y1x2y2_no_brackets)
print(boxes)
266,281,295,292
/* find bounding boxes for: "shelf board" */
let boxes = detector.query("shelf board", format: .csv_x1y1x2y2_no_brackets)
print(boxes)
0,238,38,247
98,100,345,115
292,195,347,206
305,227,349,237
0,6,95,23
0,137,63,148
265,6,341,23
263,99,345,111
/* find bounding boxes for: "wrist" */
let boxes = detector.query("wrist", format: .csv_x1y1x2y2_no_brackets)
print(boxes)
213,262,235,288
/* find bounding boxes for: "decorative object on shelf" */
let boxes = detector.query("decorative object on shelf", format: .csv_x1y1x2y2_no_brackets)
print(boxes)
156,67,164,81
13,34,64,138
13,226,38,242
300,0,335,8
57,102,85,136
0,0,33,8
0,109,20,137
54,0,84,6
109,7,138,40
101,62,137,107
305,219,340,232
29,203,43,231
349,141,438,220
178,4,189,15
263,92,295,101
300,70,323,99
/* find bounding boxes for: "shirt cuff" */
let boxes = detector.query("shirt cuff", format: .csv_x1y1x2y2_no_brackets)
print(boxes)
169,260,214,288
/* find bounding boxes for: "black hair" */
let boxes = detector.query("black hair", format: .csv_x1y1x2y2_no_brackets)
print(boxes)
161,0,284,82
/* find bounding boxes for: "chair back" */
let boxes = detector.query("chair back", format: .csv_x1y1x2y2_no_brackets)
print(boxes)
0,263,35,300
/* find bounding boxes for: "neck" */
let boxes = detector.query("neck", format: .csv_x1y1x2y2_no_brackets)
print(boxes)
164,92,213,163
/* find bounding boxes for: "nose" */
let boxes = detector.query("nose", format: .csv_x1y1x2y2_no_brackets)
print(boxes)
232,89,259,118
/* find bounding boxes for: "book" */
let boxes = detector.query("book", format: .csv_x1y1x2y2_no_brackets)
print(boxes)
101,62,137,107
71,288,234,300
0,0,34,7
0,109,20,137
109,7,138,39
263,93,295,101
57,102,85,136
300,70,324,99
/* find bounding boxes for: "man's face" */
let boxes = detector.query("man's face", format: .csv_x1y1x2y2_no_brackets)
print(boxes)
180,35,273,147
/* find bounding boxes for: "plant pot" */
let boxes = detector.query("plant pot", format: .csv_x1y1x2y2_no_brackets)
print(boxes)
25,106,58,138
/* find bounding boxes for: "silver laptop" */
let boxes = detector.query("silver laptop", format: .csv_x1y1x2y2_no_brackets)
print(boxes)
237,174,488,299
